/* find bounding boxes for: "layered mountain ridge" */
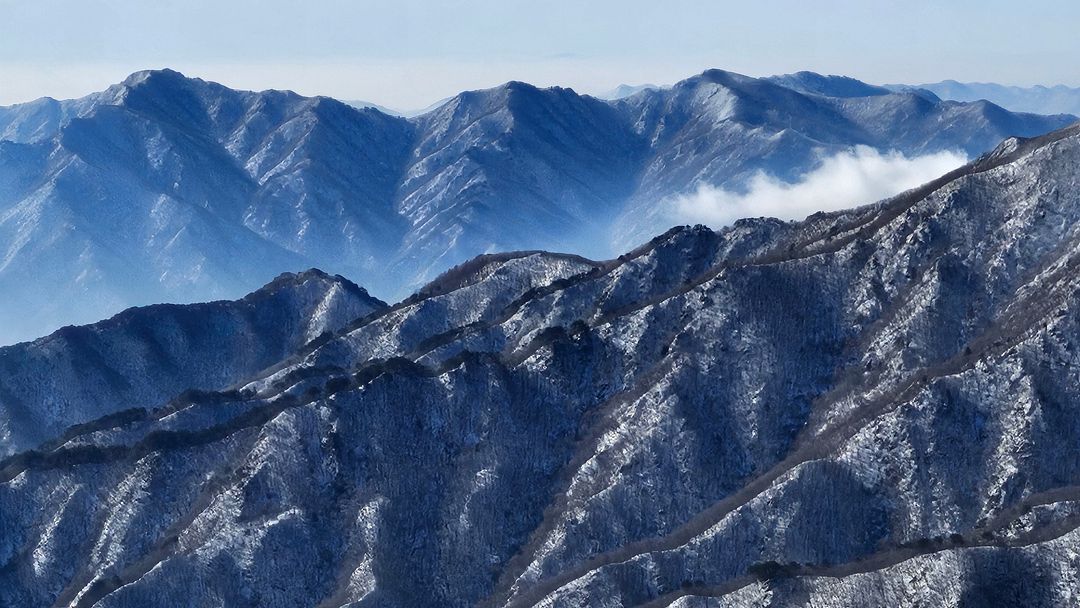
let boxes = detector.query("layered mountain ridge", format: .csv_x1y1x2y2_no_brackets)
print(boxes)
0,268,385,457
0,67,1074,344
889,79,1080,117
3,122,1080,606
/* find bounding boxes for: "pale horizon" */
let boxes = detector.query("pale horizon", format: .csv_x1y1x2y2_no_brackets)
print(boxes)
3,60,1080,113
2,0,1078,109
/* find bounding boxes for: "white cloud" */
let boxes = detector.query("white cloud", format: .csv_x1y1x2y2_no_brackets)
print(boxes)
670,146,967,227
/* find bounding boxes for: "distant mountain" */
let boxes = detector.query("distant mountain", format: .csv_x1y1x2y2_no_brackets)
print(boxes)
4,123,1080,606
594,83,663,100
766,71,894,98
341,100,405,116
888,80,1080,116
0,68,1073,344
610,69,1076,246
341,98,452,118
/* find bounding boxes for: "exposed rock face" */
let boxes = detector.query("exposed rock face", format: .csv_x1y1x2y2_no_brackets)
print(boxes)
2,123,1080,606
0,68,1073,344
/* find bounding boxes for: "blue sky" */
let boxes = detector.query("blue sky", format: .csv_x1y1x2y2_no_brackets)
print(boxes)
1,0,1077,108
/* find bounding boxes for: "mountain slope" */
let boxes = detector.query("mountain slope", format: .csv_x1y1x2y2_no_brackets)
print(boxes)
0,269,385,457
0,70,412,344
395,81,645,271
612,69,1076,246
3,124,1080,606
0,68,1074,345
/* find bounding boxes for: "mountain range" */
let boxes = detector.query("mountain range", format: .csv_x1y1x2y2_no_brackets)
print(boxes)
3,120,1080,606
889,80,1080,117
0,68,1074,345
607,74,1080,118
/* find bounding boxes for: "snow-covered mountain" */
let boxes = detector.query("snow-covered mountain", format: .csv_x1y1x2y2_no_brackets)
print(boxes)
3,122,1080,606
766,71,895,98
0,269,384,457
0,68,1074,344
889,79,1080,117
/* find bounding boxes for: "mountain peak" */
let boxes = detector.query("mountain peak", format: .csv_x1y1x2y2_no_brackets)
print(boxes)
113,68,214,100
462,80,551,104
766,71,892,98
258,268,389,309
500,79,537,91
0,263,387,455
121,67,190,86
103,67,227,120
694,68,756,86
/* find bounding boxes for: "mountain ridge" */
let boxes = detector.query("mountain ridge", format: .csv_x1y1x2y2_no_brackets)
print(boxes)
888,79,1080,117
0,268,384,456
4,121,1080,605
0,67,1075,345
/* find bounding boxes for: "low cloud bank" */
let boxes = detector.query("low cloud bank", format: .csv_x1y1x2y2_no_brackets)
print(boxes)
671,146,968,227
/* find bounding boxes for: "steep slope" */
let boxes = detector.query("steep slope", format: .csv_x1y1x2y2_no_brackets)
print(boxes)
4,124,1080,606
0,269,385,457
0,69,1074,344
395,81,645,277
